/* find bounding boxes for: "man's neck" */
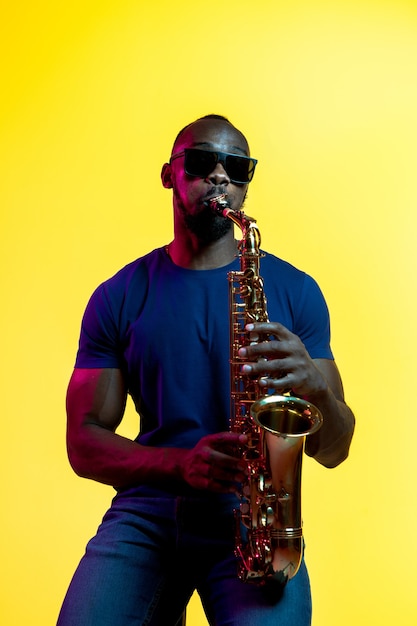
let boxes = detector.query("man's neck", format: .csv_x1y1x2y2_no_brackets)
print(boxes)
167,232,238,270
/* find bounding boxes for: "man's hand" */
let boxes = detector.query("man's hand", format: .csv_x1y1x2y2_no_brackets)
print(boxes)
238,322,328,399
180,432,248,493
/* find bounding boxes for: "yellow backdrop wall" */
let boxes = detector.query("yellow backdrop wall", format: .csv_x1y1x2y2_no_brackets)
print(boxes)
1,1,417,624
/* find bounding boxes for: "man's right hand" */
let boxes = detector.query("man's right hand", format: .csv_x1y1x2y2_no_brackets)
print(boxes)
180,432,248,493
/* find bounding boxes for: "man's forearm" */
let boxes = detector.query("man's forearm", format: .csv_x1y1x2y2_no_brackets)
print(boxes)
67,423,185,489
305,386,355,467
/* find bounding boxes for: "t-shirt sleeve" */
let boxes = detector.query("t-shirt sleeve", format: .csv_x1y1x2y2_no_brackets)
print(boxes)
294,274,334,360
74,282,122,369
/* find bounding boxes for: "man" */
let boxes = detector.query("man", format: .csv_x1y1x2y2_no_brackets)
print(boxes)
58,114,355,625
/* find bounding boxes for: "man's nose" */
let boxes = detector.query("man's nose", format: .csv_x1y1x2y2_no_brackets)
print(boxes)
207,162,230,185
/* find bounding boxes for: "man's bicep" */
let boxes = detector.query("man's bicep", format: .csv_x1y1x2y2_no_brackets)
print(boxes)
66,368,127,432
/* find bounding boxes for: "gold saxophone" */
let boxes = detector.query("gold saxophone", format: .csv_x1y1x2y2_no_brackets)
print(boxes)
209,194,323,591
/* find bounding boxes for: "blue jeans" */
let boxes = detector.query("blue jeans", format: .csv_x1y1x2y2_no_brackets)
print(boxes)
57,486,312,625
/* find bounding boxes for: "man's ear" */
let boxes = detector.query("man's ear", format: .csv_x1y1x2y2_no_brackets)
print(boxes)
161,163,173,189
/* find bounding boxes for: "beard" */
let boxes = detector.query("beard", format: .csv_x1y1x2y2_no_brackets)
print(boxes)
174,186,234,244
183,209,233,244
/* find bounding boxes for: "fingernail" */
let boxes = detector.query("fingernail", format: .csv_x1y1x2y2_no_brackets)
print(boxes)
238,347,247,357
241,364,252,373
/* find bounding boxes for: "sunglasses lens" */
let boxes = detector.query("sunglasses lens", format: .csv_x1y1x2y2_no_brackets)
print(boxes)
183,149,256,183
225,155,255,183
185,150,217,178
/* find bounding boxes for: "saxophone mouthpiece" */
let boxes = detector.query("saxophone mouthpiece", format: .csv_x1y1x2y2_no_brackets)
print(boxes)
206,194,230,216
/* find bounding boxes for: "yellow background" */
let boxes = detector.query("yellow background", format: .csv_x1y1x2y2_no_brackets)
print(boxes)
1,0,417,624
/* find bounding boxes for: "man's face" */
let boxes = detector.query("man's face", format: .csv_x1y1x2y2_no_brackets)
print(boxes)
163,119,251,243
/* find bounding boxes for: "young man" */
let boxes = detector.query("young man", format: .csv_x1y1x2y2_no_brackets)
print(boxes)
58,114,355,625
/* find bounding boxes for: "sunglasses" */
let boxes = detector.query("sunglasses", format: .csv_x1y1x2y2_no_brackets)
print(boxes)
170,148,257,184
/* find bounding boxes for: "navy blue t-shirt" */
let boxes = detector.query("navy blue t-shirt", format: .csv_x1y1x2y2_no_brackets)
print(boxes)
75,247,333,449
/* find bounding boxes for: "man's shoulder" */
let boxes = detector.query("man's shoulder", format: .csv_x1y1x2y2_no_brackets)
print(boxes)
87,248,165,313
261,251,324,303
103,247,164,288
262,250,307,281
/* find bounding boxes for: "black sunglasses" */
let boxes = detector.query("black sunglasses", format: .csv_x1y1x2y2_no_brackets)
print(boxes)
170,148,257,184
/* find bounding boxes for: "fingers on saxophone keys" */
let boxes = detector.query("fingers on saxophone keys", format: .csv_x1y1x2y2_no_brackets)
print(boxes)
258,373,292,391
208,464,247,493
238,347,262,374
238,355,270,375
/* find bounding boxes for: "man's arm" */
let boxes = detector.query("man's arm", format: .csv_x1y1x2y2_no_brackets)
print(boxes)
66,367,247,491
302,358,355,467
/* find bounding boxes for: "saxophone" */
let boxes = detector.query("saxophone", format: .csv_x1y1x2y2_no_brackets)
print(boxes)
208,194,323,591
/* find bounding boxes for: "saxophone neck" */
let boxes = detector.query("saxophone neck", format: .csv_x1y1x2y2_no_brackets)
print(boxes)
207,194,260,249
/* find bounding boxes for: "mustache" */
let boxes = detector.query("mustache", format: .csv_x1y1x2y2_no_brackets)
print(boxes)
202,186,228,202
